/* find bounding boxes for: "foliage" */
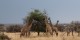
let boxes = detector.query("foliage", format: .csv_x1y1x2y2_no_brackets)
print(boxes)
24,9,45,23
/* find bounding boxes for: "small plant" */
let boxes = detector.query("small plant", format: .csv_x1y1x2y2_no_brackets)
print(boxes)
0,33,11,40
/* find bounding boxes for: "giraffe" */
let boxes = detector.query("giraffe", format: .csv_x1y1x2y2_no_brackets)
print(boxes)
52,26,58,36
20,21,32,37
45,21,53,35
20,24,27,37
48,17,58,36
44,15,53,35
53,20,59,36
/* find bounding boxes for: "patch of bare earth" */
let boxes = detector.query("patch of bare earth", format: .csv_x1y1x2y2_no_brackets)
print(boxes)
4,32,80,40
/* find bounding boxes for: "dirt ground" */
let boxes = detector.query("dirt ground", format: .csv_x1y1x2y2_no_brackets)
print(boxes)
4,32,80,40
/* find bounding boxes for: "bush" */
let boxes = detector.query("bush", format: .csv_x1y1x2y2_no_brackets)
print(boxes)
0,33,10,40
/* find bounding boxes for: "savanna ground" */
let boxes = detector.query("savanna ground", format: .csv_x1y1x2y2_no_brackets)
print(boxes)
4,32,80,40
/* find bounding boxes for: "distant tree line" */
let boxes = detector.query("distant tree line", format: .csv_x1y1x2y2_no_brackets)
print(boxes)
6,25,22,32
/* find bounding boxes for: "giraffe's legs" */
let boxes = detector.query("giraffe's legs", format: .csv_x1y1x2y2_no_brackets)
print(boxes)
67,32,70,36
72,31,74,36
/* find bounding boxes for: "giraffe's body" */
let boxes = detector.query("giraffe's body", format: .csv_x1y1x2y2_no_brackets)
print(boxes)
52,26,58,36
20,23,32,37
45,23,53,35
44,15,53,35
49,18,59,36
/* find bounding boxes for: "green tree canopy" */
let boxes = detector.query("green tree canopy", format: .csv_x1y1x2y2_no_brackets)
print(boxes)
24,9,46,24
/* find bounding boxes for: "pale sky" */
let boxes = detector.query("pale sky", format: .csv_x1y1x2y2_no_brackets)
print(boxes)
0,0,80,24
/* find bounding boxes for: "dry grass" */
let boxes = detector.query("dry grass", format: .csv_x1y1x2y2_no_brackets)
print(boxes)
4,32,80,40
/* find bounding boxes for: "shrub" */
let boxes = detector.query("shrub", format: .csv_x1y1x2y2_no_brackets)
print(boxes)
0,33,10,40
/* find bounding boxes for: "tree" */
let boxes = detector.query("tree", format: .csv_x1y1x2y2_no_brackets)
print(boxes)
23,9,48,32
24,9,45,23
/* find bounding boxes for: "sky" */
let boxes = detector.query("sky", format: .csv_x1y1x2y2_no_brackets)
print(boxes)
0,0,80,24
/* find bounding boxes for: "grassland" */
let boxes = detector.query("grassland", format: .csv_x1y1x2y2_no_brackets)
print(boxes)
4,32,80,40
